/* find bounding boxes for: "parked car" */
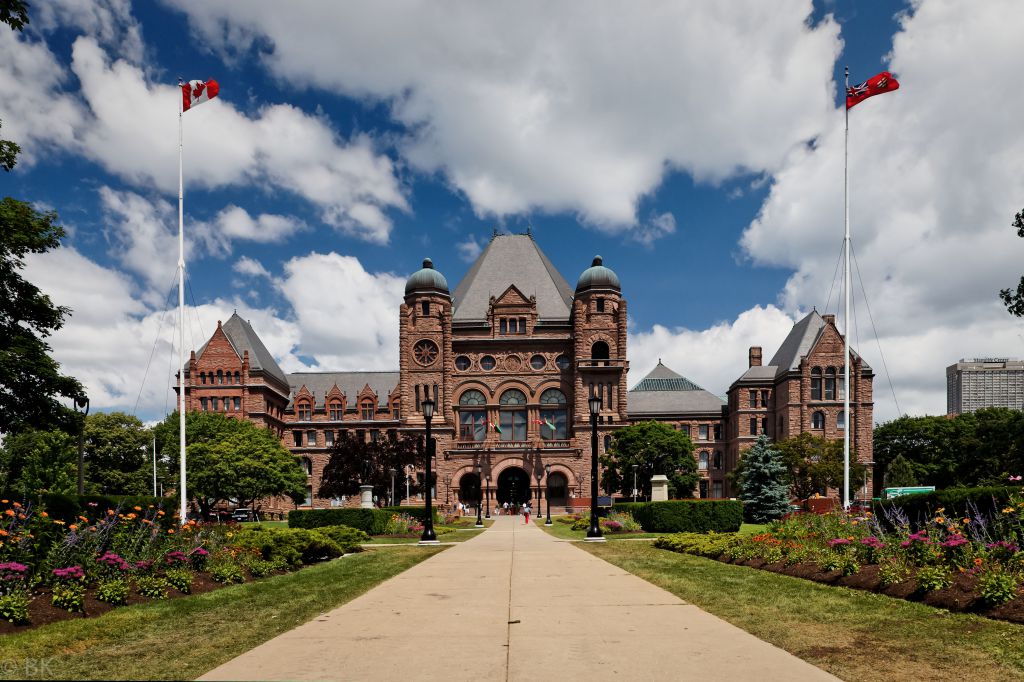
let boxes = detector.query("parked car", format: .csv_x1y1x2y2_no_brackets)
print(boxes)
231,508,253,522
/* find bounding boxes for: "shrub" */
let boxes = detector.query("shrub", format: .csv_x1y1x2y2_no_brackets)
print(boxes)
288,509,391,534
165,568,193,594
878,558,910,587
820,550,859,576
571,516,591,531
0,589,31,623
230,528,343,566
189,547,210,570
654,532,741,558
915,565,951,592
314,525,370,553
52,583,85,612
209,561,245,584
873,486,1018,532
95,578,130,605
136,576,169,600
979,569,1019,606
240,556,276,578
614,500,743,533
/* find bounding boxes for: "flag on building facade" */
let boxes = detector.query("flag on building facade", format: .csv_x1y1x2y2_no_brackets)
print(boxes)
846,71,899,109
490,420,502,434
181,79,220,112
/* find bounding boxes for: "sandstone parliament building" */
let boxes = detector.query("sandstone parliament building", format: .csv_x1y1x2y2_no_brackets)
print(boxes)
181,233,874,515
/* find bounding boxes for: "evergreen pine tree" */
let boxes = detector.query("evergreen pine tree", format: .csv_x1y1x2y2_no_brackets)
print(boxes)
884,454,917,488
739,435,791,523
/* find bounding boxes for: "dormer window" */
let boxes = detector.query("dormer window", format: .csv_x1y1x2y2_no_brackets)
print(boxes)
329,401,344,421
298,402,312,421
361,400,375,420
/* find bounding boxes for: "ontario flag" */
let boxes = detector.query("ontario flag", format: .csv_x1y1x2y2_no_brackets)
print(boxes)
181,79,219,112
846,71,899,109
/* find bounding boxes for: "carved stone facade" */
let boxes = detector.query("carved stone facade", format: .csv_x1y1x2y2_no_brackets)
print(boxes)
181,233,873,515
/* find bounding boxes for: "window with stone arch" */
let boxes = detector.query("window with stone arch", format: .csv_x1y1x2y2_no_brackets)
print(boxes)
200,372,207,385
329,401,344,421
825,367,837,400
234,371,241,384
812,411,825,429
539,388,568,440
837,410,846,430
457,389,487,441
498,388,527,441
216,369,224,385
810,367,822,400
297,401,312,421
590,340,610,365
698,451,709,470
300,457,313,476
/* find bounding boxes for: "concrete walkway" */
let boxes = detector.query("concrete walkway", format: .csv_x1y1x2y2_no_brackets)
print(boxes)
200,516,837,681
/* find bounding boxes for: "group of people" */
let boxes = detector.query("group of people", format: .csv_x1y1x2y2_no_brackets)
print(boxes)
451,500,534,523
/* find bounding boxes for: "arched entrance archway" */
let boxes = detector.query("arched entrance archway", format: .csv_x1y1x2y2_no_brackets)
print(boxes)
497,467,531,505
546,471,568,508
459,473,481,506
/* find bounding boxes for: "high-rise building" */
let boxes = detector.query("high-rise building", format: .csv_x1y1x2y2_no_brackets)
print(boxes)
946,358,1024,415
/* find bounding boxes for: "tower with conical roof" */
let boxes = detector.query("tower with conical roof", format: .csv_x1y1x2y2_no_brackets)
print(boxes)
400,258,453,430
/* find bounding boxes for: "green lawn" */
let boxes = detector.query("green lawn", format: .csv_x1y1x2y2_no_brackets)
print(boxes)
540,521,765,542
239,520,288,529
580,541,1024,682
0,547,441,681
363,525,490,544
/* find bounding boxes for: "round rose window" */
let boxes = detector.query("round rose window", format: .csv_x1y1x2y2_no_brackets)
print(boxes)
480,355,496,370
413,339,439,366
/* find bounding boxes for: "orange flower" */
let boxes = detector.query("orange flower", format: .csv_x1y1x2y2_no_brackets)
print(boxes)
148,504,154,509
78,515,88,522
0,530,8,537
974,557,983,566
12,502,21,508
167,528,175,534
40,512,48,518
69,524,78,531
157,511,165,517
107,509,115,516
1,499,7,504
4,510,14,517
133,506,142,511
127,513,137,520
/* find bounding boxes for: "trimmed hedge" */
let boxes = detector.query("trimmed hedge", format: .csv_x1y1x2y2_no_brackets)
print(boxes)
873,485,1020,531
37,493,177,525
613,500,744,533
288,508,391,534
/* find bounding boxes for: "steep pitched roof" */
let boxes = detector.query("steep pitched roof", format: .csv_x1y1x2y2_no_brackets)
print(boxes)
768,310,825,374
197,313,289,387
286,371,400,409
451,234,574,322
627,361,726,416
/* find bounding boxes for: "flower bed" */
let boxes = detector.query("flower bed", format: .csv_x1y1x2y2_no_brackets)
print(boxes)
0,498,366,632
654,489,1024,624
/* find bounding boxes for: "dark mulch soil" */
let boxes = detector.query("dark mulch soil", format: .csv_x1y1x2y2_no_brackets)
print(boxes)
705,555,1024,625
0,568,289,636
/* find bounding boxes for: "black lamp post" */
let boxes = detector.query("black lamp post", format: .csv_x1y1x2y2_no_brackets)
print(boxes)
389,468,397,507
632,463,638,503
485,474,491,519
419,399,438,544
535,468,542,520
544,463,553,526
74,395,90,495
475,464,484,527
585,396,604,541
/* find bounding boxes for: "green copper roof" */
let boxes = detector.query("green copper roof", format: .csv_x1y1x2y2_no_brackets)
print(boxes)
575,255,621,293
405,257,449,296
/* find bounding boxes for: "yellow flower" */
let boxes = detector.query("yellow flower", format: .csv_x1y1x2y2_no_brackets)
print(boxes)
936,507,945,514
1004,507,1015,514
935,517,945,524
53,520,65,526
226,532,234,539
851,520,858,525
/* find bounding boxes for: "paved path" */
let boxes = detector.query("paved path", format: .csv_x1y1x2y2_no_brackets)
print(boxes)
200,516,837,681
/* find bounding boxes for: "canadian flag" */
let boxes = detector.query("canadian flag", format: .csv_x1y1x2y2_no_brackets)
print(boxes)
180,79,219,112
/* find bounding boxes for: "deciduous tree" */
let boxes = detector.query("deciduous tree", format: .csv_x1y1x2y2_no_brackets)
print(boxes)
600,420,697,499
319,433,424,504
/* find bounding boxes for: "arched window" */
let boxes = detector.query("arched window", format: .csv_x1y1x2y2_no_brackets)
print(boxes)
234,371,241,384
812,411,825,429
713,451,722,469
216,369,224,385
699,452,709,471
298,401,312,421
591,341,610,366
810,367,822,400
300,457,313,476
200,372,206,385
499,389,527,441
604,434,612,452
329,401,344,421
458,389,487,442
539,388,568,440
837,410,846,430
825,367,837,400
838,366,846,399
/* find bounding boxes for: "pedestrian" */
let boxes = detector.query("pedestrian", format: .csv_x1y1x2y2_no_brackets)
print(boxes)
524,501,530,525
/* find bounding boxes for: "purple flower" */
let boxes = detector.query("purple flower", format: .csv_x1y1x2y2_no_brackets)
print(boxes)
134,560,154,571
97,551,131,571
860,537,885,549
164,551,188,565
52,565,85,581
941,534,969,548
191,548,209,557
828,538,852,547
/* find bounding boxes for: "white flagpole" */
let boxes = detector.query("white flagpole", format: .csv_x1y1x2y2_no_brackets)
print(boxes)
843,66,852,510
178,84,188,525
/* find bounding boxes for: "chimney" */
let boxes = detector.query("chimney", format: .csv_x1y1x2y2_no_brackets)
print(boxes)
822,314,836,326
749,346,762,368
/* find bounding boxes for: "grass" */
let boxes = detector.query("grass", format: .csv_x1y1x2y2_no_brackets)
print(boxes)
0,547,442,681
580,541,1024,682
540,521,765,542
239,520,288,529
363,525,489,544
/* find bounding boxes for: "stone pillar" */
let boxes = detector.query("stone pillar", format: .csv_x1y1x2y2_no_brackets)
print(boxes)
359,485,374,509
650,474,670,502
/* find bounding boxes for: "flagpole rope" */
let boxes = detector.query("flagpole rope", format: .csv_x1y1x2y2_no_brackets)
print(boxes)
851,241,902,416
131,272,180,417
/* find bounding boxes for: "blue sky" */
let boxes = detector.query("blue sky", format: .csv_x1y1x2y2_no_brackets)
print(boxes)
4,0,1023,422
